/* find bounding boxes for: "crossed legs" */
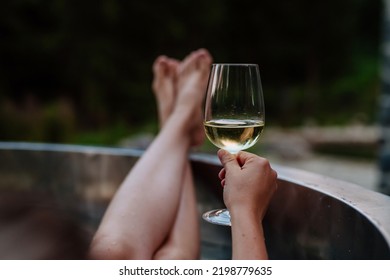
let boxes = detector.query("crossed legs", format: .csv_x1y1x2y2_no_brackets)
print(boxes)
89,49,212,260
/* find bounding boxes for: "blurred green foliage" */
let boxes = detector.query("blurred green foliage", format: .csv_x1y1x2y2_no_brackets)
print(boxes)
0,0,383,144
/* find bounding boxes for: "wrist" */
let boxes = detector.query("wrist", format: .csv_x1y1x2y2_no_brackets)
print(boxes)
229,206,262,227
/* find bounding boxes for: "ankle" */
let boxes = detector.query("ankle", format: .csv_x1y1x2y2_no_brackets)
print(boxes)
170,108,195,134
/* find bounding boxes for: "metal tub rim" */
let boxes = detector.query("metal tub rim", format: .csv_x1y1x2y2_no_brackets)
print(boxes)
1,141,390,255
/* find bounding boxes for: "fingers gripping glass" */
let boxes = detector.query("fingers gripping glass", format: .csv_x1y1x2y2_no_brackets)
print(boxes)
202,64,265,226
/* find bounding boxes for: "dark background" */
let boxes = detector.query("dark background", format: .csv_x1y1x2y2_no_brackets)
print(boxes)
0,0,383,144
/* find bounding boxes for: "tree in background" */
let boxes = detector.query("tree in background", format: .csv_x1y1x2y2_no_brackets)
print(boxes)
0,0,383,143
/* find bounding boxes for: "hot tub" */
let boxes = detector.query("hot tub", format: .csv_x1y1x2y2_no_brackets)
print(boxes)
0,142,389,259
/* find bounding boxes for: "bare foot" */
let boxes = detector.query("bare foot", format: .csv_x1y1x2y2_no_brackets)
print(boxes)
176,49,212,146
152,56,179,127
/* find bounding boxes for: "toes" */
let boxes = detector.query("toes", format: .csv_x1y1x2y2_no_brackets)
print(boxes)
152,56,168,89
166,58,179,79
152,55,168,75
178,49,212,76
197,49,213,73
178,51,198,74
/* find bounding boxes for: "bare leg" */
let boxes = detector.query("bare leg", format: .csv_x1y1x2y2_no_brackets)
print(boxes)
89,49,212,260
152,50,212,259
153,166,200,259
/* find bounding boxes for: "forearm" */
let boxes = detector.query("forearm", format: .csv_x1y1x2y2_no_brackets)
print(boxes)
229,209,268,260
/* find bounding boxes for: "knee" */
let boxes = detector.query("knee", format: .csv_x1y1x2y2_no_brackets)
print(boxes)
89,234,150,260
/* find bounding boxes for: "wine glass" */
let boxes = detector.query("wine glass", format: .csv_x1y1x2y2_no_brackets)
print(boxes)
202,63,265,226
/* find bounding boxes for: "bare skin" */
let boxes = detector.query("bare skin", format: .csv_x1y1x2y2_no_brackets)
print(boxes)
89,49,212,260
151,52,210,259
218,149,278,260
89,48,276,260
152,55,179,128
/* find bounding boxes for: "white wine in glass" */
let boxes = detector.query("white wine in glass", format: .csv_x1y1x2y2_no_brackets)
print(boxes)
203,63,265,226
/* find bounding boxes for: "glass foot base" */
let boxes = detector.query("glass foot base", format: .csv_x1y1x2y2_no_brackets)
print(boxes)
202,208,231,226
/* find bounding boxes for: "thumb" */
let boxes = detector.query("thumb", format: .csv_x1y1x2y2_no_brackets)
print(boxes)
217,149,239,171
